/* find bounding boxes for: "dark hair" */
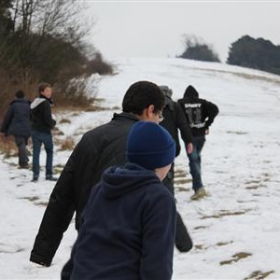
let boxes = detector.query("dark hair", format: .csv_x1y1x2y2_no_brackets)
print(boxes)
15,90,25,98
122,81,165,115
38,82,51,94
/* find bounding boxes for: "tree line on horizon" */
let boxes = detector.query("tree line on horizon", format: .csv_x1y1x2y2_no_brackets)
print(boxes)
179,34,280,76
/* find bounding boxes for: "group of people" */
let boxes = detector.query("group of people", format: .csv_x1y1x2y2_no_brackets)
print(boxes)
1,80,219,279
0,83,57,182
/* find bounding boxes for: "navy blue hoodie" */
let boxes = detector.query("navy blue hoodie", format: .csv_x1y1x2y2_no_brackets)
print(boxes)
1,98,31,137
70,163,176,280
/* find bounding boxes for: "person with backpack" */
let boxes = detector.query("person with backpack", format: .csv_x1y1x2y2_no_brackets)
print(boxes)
0,90,31,169
178,85,219,200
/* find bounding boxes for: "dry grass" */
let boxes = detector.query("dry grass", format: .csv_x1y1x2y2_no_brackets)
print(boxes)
220,252,252,265
244,270,275,280
0,136,17,157
58,136,75,151
201,209,251,219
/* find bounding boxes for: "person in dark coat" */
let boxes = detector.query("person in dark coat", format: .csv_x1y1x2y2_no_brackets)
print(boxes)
178,85,219,200
67,121,176,280
30,83,57,182
159,85,193,253
30,81,166,268
0,90,31,168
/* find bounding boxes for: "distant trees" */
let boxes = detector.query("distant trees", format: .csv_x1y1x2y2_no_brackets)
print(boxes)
227,35,280,75
0,0,113,111
178,35,220,63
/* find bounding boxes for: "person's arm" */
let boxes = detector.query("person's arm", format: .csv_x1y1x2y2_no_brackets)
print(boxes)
29,135,89,266
175,103,193,154
204,100,219,129
42,101,56,129
1,105,13,135
29,155,76,266
140,188,176,280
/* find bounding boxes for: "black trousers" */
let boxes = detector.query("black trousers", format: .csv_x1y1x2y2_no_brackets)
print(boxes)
163,164,193,252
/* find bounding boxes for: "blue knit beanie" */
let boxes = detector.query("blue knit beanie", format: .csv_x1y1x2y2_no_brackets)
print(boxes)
126,121,176,170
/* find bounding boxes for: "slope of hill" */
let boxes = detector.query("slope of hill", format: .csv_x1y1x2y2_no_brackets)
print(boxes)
1,57,280,279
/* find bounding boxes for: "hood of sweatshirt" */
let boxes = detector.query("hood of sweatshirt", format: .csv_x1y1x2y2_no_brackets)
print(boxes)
101,163,160,199
184,85,199,98
30,94,53,110
30,98,46,109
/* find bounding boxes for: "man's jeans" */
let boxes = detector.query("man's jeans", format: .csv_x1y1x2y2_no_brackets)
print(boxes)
187,136,206,192
31,130,54,178
15,136,29,167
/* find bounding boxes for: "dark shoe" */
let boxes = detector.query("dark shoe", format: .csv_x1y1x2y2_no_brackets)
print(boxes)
46,175,58,181
19,164,29,169
31,177,38,182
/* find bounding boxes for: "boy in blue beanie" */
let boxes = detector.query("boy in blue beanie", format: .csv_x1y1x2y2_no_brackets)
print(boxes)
69,121,176,280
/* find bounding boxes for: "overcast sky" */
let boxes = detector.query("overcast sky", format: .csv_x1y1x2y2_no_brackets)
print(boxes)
82,1,280,63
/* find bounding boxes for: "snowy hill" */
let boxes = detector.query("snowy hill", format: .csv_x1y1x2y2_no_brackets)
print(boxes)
1,57,280,279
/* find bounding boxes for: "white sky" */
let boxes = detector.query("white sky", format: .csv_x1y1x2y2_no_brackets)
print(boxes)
81,1,280,62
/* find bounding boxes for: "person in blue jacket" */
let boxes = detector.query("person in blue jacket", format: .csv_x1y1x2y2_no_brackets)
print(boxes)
0,90,31,168
67,121,177,280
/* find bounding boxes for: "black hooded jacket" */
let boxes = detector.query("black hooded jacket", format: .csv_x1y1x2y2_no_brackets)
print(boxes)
160,95,192,156
70,163,176,280
30,112,140,266
30,94,56,133
178,85,219,137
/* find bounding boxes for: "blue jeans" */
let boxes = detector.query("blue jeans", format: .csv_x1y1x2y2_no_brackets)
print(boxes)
187,136,206,192
31,130,54,178
15,136,29,166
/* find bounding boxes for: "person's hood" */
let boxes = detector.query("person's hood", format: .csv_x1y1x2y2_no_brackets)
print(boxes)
101,163,160,199
30,94,53,110
184,85,199,98
164,95,174,111
30,97,46,109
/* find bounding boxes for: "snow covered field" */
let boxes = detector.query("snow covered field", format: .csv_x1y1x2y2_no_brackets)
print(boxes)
1,57,280,279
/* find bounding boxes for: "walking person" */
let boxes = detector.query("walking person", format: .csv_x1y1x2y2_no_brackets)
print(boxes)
67,121,176,280
159,85,193,252
30,83,57,182
30,81,167,268
178,85,219,200
0,90,31,168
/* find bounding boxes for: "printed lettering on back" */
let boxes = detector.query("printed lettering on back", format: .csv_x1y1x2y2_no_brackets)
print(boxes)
184,103,205,128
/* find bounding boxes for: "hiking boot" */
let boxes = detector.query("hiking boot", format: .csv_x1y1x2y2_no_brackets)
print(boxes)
46,175,58,181
190,187,207,201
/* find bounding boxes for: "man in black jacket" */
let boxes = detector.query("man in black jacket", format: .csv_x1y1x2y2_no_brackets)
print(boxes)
159,85,193,252
30,80,166,268
0,90,31,168
178,85,219,200
30,83,57,182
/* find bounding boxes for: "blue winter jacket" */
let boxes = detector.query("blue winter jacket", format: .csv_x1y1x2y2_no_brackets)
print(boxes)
1,98,31,137
70,163,176,280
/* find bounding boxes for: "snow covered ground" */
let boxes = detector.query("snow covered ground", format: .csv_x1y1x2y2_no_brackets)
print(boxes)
1,57,280,279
